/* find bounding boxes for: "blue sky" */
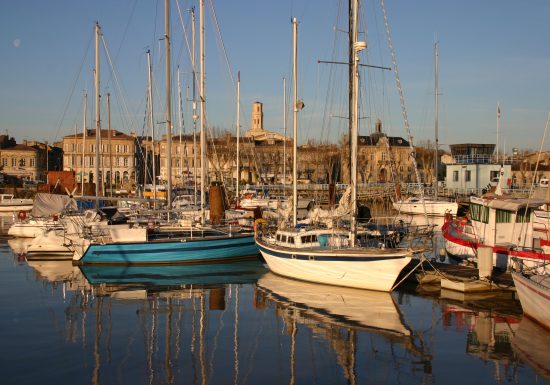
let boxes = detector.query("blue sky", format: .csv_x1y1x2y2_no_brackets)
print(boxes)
1,0,550,153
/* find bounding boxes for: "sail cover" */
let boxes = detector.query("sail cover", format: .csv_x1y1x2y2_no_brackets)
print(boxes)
31,193,77,217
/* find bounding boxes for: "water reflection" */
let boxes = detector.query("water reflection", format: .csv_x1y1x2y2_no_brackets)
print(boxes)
512,317,550,383
255,272,432,384
4,232,550,384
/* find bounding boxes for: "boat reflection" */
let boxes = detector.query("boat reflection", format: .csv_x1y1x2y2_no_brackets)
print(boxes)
512,317,550,383
437,290,526,382
255,272,431,384
23,258,269,385
80,259,268,289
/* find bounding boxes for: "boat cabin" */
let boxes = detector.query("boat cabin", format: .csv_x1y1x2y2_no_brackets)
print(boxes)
467,196,550,251
274,227,351,249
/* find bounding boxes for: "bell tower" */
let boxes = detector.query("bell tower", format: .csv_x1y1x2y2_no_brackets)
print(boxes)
251,101,264,132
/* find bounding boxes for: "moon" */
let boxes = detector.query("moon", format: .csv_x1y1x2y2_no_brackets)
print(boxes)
13,39,21,48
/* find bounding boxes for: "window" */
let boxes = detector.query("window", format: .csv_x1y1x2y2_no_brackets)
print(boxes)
19,159,25,167
516,208,533,223
11,158,16,167
495,209,511,223
30,158,35,167
287,236,295,244
453,171,459,182
490,170,500,182
2,158,6,166
470,203,489,223
465,170,471,182
124,157,129,167
301,235,318,244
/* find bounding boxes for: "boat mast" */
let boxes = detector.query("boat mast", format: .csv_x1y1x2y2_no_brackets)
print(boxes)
199,0,206,225
496,101,500,164
165,0,173,211
350,0,366,246
283,77,287,194
82,92,87,195
191,7,198,206
107,92,113,197
94,22,101,207
434,41,439,201
292,18,298,227
147,49,157,206
177,66,184,187
236,71,241,203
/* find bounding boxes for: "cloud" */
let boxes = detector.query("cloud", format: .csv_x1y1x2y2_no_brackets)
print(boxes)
13,39,21,48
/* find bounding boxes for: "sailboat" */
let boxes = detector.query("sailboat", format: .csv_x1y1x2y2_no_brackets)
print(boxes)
256,7,430,292
392,42,458,216
72,0,258,265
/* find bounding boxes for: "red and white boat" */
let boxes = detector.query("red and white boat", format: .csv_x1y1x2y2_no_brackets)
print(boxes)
442,194,550,273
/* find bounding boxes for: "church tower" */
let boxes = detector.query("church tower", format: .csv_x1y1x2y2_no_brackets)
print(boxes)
251,101,264,132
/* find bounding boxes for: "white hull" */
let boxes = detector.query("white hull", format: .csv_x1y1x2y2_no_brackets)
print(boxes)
25,231,74,260
0,204,33,212
512,272,550,330
8,220,64,238
257,240,412,292
393,199,457,216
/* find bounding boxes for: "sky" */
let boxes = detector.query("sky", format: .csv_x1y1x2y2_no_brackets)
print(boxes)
1,0,550,153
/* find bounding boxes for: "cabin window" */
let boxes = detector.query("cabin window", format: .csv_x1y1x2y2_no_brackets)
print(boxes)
470,203,489,223
287,236,295,244
301,235,317,243
281,235,287,243
453,171,459,182
465,170,471,182
490,170,500,182
495,209,512,223
516,208,533,223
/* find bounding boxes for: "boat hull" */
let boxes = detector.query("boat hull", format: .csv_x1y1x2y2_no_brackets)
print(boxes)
0,204,33,212
393,199,458,216
512,272,550,330
443,218,550,273
257,239,412,292
75,234,259,265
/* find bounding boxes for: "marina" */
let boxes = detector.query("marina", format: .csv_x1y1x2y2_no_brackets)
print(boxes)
1,1,550,384
1,214,550,385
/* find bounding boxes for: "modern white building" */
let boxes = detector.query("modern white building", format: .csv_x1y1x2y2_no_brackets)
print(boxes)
445,143,512,193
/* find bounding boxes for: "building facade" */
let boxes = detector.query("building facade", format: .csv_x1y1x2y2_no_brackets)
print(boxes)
0,143,46,182
62,129,139,192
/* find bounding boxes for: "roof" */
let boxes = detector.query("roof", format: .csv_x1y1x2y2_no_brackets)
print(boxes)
1,144,38,152
470,196,550,211
64,129,135,140
358,134,409,147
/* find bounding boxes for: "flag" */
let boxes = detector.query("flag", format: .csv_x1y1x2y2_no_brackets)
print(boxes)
497,103,501,119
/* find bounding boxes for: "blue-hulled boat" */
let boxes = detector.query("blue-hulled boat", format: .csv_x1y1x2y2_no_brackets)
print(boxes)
72,228,258,265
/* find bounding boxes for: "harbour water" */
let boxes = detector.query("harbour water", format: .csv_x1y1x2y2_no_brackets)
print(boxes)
1,214,549,385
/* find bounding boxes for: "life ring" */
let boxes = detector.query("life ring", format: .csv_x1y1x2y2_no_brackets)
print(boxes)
17,211,27,221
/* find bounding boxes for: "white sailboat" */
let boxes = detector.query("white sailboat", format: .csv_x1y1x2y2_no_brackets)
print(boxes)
392,42,458,216
256,6,429,292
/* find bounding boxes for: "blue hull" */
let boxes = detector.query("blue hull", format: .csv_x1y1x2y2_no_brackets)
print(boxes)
80,260,268,286
78,234,259,265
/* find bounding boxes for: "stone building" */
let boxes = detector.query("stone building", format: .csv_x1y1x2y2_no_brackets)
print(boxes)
62,129,140,191
0,142,47,182
341,119,414,184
